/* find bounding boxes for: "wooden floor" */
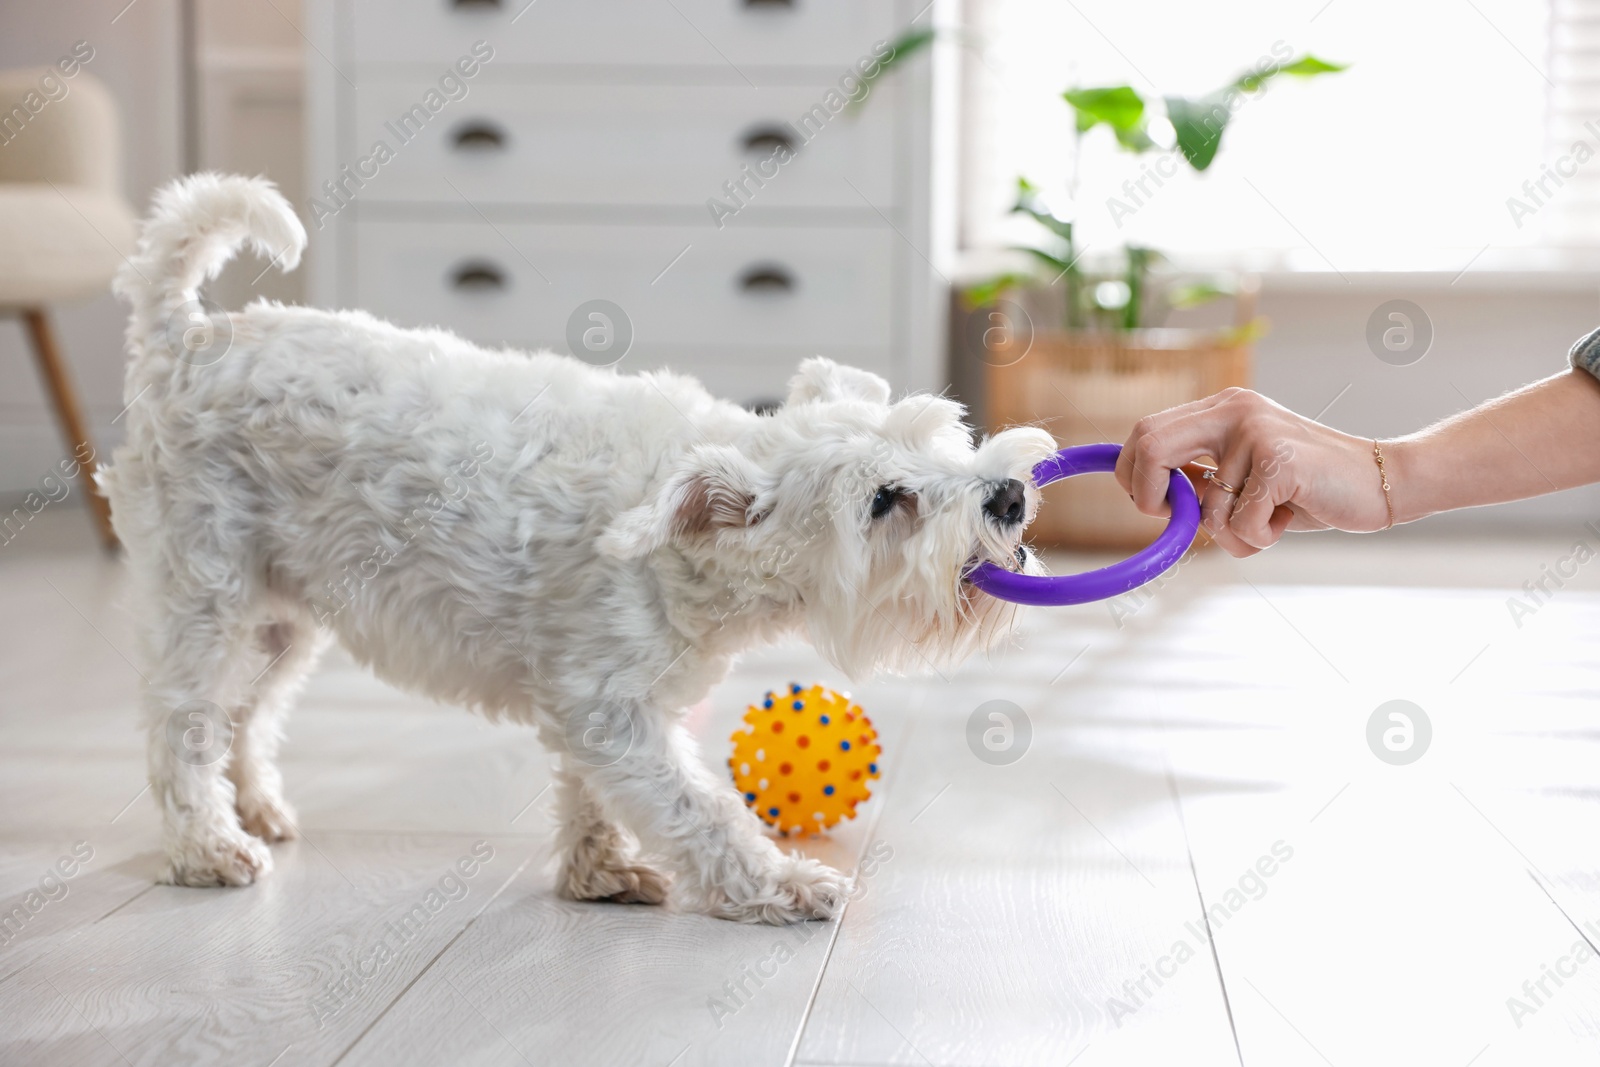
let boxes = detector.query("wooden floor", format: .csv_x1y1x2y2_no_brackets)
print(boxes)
6,506,1600,1065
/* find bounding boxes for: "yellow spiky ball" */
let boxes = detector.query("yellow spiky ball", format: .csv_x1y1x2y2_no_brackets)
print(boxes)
729,683,883,837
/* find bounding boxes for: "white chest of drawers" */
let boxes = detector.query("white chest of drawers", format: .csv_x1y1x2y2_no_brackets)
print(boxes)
304,0,952,406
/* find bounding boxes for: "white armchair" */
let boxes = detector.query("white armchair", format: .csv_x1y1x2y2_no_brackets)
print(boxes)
0,67,136,550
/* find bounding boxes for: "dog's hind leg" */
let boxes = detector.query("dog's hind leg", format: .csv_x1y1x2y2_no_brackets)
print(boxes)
566,707,850,924
141,585,275,887
552,767,671,905
228,614,329,843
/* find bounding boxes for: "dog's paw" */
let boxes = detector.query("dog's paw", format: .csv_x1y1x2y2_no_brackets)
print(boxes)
162,828,273,887
560,858,673,905
712,855,852,925
236,790,299,843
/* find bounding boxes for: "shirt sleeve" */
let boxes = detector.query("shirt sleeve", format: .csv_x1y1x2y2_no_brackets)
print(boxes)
1571,326,1600,379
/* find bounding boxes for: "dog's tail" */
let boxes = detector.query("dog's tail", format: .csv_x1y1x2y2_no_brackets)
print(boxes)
113,172,305,366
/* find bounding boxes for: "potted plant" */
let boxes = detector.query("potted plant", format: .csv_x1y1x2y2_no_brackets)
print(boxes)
938,46,1346,545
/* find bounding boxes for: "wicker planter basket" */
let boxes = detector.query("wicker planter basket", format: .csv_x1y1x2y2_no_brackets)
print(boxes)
986,328,1252,548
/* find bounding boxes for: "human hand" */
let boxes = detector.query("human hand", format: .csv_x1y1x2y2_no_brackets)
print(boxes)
1113,388,1392,557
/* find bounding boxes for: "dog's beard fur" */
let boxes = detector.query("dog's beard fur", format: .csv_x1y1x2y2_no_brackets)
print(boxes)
601,363,1057,679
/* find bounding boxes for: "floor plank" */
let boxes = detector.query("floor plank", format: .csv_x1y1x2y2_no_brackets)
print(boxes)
793,677,1242,1066
1157,584,1600,1067
0,832,541,1067
339,685,879,1067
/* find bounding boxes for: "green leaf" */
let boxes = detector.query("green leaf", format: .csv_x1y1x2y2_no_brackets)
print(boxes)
1113,123,1155,152
1011,179,1075,242
1235,54,1348,93
1168,281,1233,309
871,27,935,81
1218,317,1269,346
1014,246,1074,276
1125,245,1160,269
1013,207,1074,243
1165,54,1343,168
963,272,1033,308
1124,246,1158,330
1062,86,1146,131
1280,55,1347,77
850,27,936,108
1165,94,1229,171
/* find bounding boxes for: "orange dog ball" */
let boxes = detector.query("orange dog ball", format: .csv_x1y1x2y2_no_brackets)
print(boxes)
729,683,882,837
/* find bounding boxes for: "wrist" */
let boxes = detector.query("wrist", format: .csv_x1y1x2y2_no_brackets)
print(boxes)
1381,435,1437,526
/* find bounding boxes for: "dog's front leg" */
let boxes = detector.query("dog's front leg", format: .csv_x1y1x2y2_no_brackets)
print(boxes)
567,706,850,924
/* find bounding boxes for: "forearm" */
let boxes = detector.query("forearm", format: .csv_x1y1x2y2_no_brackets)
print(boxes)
1387,369,1600,524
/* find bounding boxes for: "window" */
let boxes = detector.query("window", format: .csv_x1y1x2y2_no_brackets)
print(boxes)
961,0,1562,273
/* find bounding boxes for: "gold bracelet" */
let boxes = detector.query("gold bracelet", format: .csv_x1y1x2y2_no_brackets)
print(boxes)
1373,440,1394,530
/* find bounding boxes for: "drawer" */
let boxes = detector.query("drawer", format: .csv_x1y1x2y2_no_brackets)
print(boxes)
347,81,896,208
350,218,895,374
349,0,902,69
647,349,893,406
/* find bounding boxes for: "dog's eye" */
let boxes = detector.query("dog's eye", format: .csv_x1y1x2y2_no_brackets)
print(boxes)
870,486,902,520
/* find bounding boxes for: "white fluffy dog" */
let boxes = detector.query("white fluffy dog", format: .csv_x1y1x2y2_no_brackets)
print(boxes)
104,174,1054,924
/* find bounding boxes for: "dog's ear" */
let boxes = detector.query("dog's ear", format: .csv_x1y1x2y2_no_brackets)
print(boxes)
786,357,890,406
598,444,768,559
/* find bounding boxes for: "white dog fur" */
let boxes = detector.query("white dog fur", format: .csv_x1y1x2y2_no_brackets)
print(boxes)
104,173,1054,924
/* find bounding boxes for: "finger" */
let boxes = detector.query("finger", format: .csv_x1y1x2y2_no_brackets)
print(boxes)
1114,389,1239,497
1115,424,1167,500
1200,484,1261,558
1142,387,1240,427
1127,407,1239,516
1230,465,1288,550
1206,453,1252,501
1114,423,1152,497
1199,453,1259,556
1180,464,1212,502
1268,504,1296,540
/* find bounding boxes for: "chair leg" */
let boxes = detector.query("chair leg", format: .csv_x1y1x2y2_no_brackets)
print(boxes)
21,307,118,552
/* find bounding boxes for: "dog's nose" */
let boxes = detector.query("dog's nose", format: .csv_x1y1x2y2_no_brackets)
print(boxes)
984,479,1026,526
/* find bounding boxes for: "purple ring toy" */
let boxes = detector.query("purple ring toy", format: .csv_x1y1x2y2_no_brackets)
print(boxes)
966,443,1201,607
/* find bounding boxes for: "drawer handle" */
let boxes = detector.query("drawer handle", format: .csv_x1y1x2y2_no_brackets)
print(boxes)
452,121,507,151
744,0,795,7
739,265,795,294
450,261,506,291
451,0,501,9
741,125,796,156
